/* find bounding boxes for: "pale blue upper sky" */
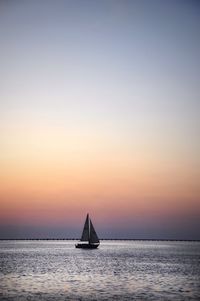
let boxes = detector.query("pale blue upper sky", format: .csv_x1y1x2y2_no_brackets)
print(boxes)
1,0,199,173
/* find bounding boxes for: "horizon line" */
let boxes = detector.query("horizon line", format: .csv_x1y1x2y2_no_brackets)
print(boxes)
0,238,199,242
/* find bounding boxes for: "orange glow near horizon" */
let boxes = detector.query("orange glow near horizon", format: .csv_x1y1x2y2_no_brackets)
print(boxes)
0,123,199,230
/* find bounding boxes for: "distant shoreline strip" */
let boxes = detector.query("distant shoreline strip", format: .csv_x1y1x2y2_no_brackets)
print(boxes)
0,238,199,242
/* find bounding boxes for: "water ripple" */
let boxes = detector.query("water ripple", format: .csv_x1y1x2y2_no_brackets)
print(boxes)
0,240,200,300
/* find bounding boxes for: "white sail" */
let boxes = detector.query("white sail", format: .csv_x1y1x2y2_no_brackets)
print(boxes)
80,214,89,241
89,219,99,243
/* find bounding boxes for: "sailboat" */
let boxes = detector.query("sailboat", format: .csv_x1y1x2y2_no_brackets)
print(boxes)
75,213,100,249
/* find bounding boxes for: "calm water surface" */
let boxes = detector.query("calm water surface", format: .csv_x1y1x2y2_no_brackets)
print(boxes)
0,240,200,300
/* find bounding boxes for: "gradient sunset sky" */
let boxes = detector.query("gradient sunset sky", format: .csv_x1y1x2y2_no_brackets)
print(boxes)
0,0,200,239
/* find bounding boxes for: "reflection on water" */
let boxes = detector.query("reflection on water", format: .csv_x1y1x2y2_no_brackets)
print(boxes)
0,240,200,300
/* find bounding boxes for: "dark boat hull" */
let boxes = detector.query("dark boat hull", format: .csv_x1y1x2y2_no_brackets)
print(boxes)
75,243,99,249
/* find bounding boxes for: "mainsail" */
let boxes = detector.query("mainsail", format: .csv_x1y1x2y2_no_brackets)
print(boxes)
81,214,89,241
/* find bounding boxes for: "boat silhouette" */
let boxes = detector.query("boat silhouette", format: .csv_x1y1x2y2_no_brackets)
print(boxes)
75,213,100,249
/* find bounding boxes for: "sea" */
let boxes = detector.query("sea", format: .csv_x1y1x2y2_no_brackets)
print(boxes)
0,240,200,301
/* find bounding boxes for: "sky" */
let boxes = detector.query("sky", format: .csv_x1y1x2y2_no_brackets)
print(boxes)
0,0,200,239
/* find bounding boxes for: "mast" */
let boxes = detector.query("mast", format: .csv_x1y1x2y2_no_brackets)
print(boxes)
88,213,91,243
80,213,89,242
